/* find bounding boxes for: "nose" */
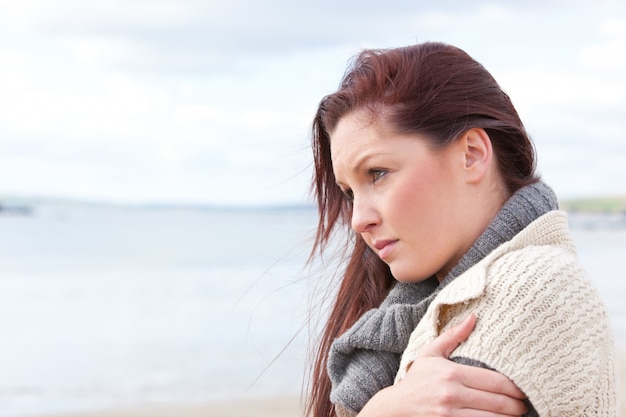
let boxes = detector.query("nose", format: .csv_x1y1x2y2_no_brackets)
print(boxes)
351,196,380,233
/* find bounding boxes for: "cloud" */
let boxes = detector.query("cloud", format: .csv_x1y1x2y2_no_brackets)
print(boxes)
488,12,626,198
0,0,624,204
0,74,167,139
0,0,548,75
579,18,626,70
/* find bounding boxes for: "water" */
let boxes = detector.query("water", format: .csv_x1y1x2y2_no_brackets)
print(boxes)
0,204,318,416
0,205,624,416
570,223,626,345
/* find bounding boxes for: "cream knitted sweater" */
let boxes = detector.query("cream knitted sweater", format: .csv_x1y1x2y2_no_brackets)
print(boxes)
396,211,617,416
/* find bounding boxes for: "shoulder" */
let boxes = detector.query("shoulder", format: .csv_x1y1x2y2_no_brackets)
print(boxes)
452,250,616,414
486,231,585,299
481,211,599,311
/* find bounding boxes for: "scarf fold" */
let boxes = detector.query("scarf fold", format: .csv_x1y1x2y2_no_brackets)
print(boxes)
327,181,559,414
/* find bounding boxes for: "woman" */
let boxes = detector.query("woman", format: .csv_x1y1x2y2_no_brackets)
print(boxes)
305,42,617,417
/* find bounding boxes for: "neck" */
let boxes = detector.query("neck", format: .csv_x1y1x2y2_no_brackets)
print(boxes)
436,177,509,282
440,180,558,285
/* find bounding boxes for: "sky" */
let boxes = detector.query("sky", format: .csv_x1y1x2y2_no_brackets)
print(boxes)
0,0,625,206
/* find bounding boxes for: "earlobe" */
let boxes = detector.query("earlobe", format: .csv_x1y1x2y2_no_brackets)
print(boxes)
462,128,492,183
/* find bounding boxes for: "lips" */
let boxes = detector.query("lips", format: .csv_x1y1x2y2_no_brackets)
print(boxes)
372,239,398,260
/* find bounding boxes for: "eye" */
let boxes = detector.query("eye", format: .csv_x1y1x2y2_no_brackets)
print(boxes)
369,169,387,183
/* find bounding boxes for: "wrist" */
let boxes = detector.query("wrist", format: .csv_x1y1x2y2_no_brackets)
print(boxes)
357,386,395,417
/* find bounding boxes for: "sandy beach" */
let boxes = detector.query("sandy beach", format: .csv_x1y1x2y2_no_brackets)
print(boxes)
617,348,626,417
24,348,626,417
33,396,303,417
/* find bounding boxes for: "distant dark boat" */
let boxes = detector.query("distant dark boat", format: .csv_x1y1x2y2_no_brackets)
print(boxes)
0,203,34,216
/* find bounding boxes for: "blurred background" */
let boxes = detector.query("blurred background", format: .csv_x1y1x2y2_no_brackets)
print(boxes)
0,0,625,416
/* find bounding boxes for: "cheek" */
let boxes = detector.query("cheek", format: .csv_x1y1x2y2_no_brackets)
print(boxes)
388,167,454,248
390,169,438,213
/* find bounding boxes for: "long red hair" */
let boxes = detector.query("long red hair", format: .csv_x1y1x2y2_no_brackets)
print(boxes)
305,42,538,417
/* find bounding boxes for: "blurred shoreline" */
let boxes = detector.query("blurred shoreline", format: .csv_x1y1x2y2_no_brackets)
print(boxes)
24,396,302,417
1,193,625,213
22,347,626,416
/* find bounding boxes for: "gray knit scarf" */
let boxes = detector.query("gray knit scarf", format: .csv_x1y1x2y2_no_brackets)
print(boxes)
327,181,559,414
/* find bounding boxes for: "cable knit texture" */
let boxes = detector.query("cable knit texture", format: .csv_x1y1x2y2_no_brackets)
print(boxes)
396,211,617,416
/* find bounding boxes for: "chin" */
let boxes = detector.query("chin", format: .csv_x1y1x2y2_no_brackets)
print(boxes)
390,267,431,284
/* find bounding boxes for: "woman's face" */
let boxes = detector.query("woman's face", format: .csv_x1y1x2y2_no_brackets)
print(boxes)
330,111,480,282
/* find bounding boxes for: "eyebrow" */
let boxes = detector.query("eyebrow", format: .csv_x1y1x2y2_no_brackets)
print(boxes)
351,151,392,173
334,153,374,189
334,150,393,188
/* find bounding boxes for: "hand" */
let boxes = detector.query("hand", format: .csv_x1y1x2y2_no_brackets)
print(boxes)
358,314,528,416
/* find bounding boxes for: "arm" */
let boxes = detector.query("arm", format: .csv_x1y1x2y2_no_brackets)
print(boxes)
358,315,528,417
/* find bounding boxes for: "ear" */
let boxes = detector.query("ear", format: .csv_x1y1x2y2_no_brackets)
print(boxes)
460,128,493,184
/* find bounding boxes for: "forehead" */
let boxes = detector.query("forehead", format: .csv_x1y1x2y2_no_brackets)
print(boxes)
329,111,445,182
330,111,388,161
329,111,437,186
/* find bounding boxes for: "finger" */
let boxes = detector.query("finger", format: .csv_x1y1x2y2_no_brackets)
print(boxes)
427,379,527,416
457,405,528,417
456,365,527,400
460,388,529,416
419,314,477,358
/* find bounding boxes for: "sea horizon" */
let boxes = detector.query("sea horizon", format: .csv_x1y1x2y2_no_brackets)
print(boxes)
2,191,626,213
